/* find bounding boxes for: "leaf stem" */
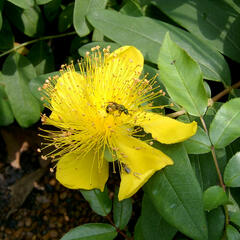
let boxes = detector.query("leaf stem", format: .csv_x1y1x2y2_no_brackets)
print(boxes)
105,214,132,240
0,31,76,58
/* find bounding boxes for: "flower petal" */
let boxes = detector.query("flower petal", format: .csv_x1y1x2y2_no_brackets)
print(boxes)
113,134,173,201
49,71,86,122
138,112,197,144
106,46,144,77
56,152,109,191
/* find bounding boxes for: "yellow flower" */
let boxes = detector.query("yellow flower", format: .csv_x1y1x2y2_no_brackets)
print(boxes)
40,46,197,201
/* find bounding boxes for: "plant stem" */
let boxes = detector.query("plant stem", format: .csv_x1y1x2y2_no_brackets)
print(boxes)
0,31,76,58
199,116,225,190
212,80,240,102
105,214,132,240
200,116,229,227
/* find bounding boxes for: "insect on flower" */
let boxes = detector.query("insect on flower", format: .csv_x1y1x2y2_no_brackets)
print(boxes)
39,45,197,201
106,102,129,115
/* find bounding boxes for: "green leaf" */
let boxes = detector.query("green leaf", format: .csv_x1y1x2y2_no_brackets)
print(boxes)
73,0,107,37
58,3,74,33
36,0,53,4
78,42,120,57
203,81,211,98
224,152,240,187
134,217,145,240
113,187,132,230
0,19,14,51
230,211,240,227
145,143,208,240
184,126,211,154
141,193,177,240
158,32,208,116
209,98,240,148
120,0,143,17
0,73,14,126
92,28,104,42
151,0,240,63
6,3,44,37
207,207,225,240
226,225,240,240
6,0,34,9
44,0,61,22
80,188,112,216
27,41,54,75
190,148,228,191
0,85,14,126
87,9,231,85
203,186,228,211
2,53,41,127
60,223,117,240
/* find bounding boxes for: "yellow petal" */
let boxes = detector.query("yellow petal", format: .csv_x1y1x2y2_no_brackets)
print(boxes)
56,152,109,191
50,71,85,122
139,112,197,144
113,134,173,201
106,46,144,77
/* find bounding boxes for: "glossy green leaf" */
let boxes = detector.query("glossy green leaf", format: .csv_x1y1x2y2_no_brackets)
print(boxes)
6,3,44,37
158,33,208,116
0,19,14,51
58,3,74,32
226,225,240,240
6,0,34,9
152,0,240,63
73,0,107,37
120,0,143,17
87,9,231,85
0,73,14,126
203,186,228,211
209,98,240,148
27,41,54,75
207,207,225,240
2,53,41,127
141,193,177,240
230,211,240,227
44,0,61,22
80,188,112,216
60,223,117,240
184,126,211,154
78,42,120,57
36,0,53,4
145,143,208,240
190,148,227,191
113,187,132,230
224,152,240,187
